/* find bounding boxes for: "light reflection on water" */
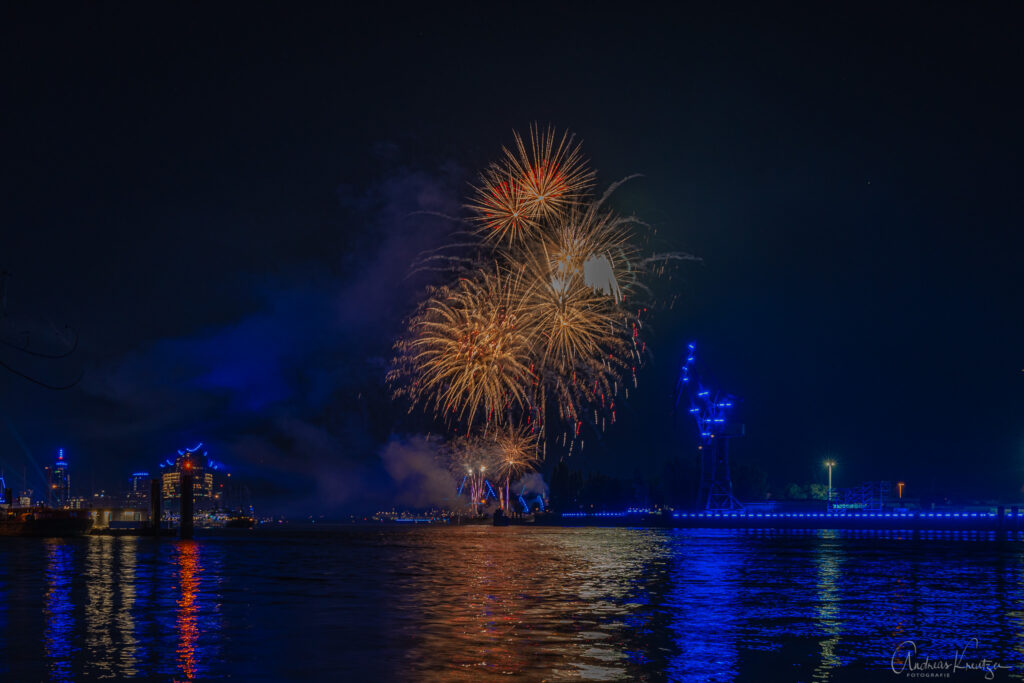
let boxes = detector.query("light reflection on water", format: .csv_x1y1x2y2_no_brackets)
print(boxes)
2,527,1024,681
176,541,201,679
812,531,842,682
44,540,75,683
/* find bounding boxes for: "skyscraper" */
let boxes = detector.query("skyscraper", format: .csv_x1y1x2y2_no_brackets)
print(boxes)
127,472,150,507
51,448,70,508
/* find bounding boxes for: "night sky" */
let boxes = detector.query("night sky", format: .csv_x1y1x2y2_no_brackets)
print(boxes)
2,5,1022,512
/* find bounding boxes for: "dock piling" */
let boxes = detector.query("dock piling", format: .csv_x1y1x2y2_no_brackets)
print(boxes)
180,472,194,539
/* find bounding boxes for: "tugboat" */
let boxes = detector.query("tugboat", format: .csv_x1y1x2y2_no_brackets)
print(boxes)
0,506,94,537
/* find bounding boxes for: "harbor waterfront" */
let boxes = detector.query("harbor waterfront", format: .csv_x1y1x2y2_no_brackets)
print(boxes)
4,3,1024,681
2,525,1022,682
554,508,1024,530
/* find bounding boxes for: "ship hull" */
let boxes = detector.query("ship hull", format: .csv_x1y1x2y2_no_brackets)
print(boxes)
0,511,94,537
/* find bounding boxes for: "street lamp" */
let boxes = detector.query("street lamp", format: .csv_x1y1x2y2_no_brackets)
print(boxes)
824,460,836,511
897,481,905,500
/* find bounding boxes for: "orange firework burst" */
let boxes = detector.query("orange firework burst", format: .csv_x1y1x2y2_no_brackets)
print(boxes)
509,206,642,422
493,424,541,482
540,205,639,303
391,267,533,428
468,166,535,246
519,245,632,424
489,423,541,511
394,125,688,464
469,125,594,247
507,124,593,224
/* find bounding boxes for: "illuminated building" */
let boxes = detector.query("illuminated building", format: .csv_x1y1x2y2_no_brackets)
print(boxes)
51,448,71,508
159,443,223,512
127,472,150,507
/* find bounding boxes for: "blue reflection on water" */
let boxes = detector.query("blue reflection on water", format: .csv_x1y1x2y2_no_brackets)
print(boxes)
3,527,1024,681
666,530,742,680
44,540,75,683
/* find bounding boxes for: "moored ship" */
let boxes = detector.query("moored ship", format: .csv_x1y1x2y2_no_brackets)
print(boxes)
0,507,94,537
224,514,255,529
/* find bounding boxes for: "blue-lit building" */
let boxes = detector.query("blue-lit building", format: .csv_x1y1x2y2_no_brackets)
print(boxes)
160,443,223,512
50,448,70,508
127,471,150,507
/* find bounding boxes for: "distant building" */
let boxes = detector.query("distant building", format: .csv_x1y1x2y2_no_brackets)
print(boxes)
127,472,150,507
51,448,70,508
160,443,223,512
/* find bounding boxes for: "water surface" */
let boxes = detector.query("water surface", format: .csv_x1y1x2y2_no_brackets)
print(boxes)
1,526,1021,681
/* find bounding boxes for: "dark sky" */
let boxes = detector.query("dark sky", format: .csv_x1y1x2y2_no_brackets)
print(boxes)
2,4,1022,511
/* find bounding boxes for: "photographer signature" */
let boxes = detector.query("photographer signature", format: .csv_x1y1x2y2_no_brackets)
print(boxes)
891,639,1011,680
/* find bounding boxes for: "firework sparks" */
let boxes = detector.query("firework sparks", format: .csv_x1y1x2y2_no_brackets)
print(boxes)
493,424,540,482
513,206,641,421
448,436,497,515
390,266,533,428
491,424,540,511
507,124,593,224
468,165,535,247
393,125,687,477
469,125,594,248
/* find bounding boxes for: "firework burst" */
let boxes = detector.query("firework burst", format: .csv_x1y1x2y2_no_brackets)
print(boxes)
448,435,497,515
468,165,535,247
390,266,533,428
506,124,593,224
493,424,540,482
507,205,644,424
491,424,541,511
469,125,594,248
393,125,687,493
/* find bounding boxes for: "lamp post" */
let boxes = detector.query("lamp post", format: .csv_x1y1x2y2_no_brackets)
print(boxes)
897,481,905,501
824,460,836,511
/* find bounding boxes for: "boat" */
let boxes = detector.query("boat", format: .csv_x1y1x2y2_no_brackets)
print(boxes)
0,507,94,537
224,514,255,529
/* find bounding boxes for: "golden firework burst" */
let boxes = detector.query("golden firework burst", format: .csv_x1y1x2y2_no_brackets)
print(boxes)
492,424,541,483
506,124,593,224
468,125,594,248
393,126,685,462
392,267,533,428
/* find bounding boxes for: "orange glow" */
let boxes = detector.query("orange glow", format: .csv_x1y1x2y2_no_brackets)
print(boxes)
176,542,201,679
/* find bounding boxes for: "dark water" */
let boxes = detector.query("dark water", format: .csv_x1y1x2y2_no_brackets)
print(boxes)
1,526,1022,681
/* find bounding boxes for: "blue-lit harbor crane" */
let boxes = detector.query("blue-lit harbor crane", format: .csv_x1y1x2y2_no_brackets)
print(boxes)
677,342,744,511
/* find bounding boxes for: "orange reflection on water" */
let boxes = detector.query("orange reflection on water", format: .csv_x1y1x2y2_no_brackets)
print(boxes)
175,541,202,680
397,527,656,680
